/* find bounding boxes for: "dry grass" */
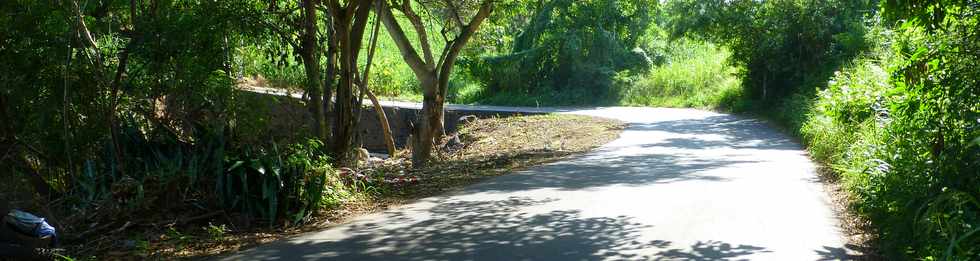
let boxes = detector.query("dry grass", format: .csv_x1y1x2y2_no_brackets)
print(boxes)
394,114,625,198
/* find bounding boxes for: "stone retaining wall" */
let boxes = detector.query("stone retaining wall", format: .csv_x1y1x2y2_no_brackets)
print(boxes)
238,90,545,153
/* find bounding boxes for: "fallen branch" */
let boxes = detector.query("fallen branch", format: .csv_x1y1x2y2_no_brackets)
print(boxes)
71,221,118,242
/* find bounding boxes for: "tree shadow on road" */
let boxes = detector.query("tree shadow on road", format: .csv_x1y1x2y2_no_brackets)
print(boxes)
462,152,758,193
210,113,853,261
814,244,881,261
629,115,800,151
454,115,799,193
226,196,772,261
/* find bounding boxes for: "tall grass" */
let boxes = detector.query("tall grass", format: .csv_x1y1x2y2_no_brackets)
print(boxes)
459,39,742,108
618,40,740,108
240,45,307,90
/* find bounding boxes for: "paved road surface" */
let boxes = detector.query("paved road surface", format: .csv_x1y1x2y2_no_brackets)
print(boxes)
216,106,850,260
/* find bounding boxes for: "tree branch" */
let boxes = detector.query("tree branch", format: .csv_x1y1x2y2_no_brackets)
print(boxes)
442,0,465,29
379,0,430,77
68,0,104,70
401,0,435,66
438,0,492,87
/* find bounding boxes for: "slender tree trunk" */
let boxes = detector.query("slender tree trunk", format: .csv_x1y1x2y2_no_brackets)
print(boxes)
301,0,326,141
323,14,337,143
762,72,768,101
107,47,131,175
364,89,396,155
359,6,397,156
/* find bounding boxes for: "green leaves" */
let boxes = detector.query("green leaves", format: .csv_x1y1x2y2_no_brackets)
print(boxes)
667,0,873,101
217,139,336,225
469,0,657,96
799,1,980,258
219,155,283,223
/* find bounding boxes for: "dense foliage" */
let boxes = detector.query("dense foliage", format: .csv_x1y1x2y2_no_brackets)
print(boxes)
465,0,656,102
667,0,872,102
0,0,381,242
0,0,253,203
804,2,980,258
665,0,979,259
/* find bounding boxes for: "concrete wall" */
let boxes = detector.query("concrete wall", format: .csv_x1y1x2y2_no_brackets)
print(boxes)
239,90,544,153
356,106,543,152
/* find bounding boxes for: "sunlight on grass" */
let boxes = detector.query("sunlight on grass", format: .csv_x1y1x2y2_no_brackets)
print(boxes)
618,41,740,109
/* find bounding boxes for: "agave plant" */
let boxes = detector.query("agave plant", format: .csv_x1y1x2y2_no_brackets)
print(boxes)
218,154,282,223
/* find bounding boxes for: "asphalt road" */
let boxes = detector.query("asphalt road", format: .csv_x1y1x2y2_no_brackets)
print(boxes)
216,106,851,261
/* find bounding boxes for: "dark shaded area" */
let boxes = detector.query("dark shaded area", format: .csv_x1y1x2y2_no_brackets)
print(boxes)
225,197,773,261
815,244,880,261
631,115,799,151
462,153,751,193
652,240,770,261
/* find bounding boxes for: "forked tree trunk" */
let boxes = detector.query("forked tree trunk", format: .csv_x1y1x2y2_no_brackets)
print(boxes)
378,0,492,167
70,0,132,175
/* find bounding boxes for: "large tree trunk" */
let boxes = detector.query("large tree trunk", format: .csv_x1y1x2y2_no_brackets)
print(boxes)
412,75,438,166
333,27,356,165
300,0,326,141
327,0,373,166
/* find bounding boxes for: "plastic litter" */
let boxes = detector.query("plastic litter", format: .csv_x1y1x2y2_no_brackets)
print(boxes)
3,210,57,247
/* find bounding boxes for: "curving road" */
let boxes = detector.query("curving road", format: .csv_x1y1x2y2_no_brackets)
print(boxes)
216,106,852,260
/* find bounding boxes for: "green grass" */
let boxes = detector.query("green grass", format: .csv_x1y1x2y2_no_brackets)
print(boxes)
456,39,742,108
617,40,741,109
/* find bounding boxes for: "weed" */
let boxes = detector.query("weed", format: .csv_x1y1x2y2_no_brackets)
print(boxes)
204,223,228,241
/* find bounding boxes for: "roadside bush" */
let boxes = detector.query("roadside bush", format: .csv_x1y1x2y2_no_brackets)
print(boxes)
803,57,891,166
218,139,337,225
801,21,980,259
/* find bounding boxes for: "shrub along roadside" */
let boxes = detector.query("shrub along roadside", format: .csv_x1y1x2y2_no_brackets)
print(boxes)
658,0,979,258
739,21,979,261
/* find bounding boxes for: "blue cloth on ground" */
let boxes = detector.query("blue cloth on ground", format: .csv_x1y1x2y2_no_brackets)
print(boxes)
4,210,57,246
